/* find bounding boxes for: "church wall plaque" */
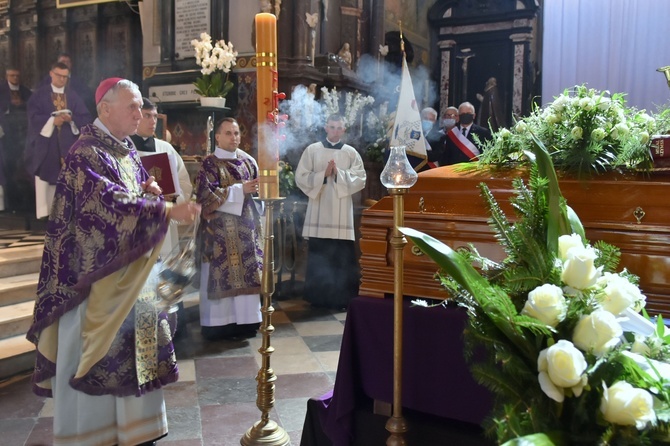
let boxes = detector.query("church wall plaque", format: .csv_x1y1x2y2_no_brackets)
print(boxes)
359,166,670,316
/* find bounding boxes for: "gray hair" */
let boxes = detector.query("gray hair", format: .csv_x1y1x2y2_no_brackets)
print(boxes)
458,101,475,114
96,79,141,115
421,107,438,120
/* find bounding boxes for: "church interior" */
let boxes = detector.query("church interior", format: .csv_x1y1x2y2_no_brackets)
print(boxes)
1,0,670,445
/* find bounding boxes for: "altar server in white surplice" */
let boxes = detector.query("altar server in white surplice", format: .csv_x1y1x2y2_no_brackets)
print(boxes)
296,113,366,310
130,97,193,259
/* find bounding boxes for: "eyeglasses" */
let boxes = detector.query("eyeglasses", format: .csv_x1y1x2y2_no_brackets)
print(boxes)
51,71,70,80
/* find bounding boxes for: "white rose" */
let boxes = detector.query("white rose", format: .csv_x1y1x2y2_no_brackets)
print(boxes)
579,97,594,111
630,333,654,356
571,126,584,140
596,272,646,315
522,284,567,327
558,234,584,262
537,340,588,403
639,131,650,145
561,245,601,290
546,113,561,125
591,127,606,141
612,122,628,139
597,97,612,111
600,381,655,429
552,95,568,111
573,310,622,356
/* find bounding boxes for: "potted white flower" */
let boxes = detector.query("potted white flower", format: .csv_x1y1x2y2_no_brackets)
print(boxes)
190,32,238,108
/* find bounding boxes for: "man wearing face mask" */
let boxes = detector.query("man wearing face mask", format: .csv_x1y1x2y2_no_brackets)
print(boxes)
441,101,491,165
421,107,444,167
427,106,459,167
441,106,459,132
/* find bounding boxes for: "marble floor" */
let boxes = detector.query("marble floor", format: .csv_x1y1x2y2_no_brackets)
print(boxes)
0,296,343,446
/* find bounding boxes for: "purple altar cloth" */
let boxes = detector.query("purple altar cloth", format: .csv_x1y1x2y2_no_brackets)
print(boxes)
321,296,493,445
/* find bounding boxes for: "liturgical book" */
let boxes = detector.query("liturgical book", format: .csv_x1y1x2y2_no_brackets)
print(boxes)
139,152,178,195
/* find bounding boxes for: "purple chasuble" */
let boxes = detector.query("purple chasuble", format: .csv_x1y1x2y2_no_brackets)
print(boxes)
27,123,177,398
24,84,92,184
194,152,263,299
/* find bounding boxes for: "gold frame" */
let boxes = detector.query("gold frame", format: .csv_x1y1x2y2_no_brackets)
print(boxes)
155,113,167,141
57,0,117,9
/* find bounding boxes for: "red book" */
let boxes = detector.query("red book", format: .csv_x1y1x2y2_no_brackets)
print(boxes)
139,152,177,195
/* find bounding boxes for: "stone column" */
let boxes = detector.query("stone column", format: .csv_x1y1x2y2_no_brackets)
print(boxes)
510,32,532,118
293,0,308,60
439,39,456,115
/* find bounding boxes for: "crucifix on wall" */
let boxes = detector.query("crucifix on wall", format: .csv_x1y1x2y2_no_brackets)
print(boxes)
456,48,476,103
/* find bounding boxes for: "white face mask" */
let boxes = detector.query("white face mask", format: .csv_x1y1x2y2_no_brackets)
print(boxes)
442,118,456,128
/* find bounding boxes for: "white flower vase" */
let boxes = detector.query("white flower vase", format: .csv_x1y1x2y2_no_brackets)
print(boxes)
199,97,227,108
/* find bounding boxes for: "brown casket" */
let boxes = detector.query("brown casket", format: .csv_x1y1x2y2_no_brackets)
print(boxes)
359,165,670,316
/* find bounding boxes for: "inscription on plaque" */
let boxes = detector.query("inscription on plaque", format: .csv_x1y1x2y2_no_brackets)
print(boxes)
174,0,210,60
148,84,200,103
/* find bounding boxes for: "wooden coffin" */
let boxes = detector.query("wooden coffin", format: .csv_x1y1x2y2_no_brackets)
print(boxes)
359,165,670,316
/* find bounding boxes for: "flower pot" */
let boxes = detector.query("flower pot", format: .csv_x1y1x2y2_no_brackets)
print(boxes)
199,97,227,108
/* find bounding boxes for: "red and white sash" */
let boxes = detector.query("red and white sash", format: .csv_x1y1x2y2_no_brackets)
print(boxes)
447,127,480,161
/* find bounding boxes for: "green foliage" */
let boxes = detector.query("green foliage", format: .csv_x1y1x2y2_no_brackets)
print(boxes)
654,104,670,135
193,71,235,98
400,136,670,444
278,161,297,197
479,85,657,178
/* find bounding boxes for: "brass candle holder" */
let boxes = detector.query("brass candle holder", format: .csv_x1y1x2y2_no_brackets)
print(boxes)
241,198,290,446
380,146,418,446
658,66,670,90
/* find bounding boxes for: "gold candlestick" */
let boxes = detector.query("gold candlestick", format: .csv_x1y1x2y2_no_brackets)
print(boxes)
241,198,290,446
241,12,289,446
658,66,670,89
385,187,409,446
380,146,418,446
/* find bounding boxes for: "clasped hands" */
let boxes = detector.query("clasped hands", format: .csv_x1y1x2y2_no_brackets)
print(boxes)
325,159,337,178
53,113,72,127
243,178,260,194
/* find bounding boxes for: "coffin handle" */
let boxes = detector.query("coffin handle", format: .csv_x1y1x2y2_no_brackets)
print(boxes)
411,245,424,256
633,206,645,224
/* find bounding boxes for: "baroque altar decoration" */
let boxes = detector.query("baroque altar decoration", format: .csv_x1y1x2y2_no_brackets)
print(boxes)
402,138,670,445
478,85,657,177
191,32,238,107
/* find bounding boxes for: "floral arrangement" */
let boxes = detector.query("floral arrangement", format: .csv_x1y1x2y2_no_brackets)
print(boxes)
479,85,656,177
402,137,670,445
653,103,670,135
190,32,238,98
363,106,393,163
320,86,375,128
278,160,296,197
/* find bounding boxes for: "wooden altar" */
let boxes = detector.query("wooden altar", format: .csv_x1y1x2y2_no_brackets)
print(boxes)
359,165,670,315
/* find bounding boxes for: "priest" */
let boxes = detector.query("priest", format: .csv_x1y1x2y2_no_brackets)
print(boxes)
193,117,263,341
131,97,193,258
24,61,92,218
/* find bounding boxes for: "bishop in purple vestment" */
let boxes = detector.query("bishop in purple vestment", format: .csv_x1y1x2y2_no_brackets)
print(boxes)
26,78,200,446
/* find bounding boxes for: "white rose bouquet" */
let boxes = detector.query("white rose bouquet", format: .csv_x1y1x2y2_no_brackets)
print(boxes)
478,85,657,177
190,32,238,98
402,136,670,445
